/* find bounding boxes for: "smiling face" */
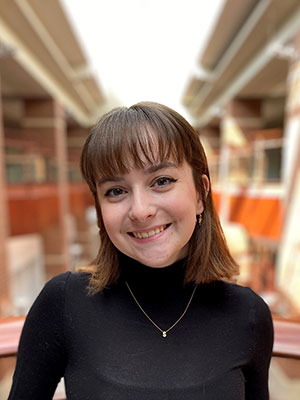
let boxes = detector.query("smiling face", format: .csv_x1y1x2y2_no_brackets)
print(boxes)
96,160,204,268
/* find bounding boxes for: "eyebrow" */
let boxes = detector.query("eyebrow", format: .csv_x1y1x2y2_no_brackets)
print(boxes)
98,162,178,186
144,161,177,174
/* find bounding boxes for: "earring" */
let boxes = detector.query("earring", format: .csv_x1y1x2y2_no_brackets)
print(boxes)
196,214,202,226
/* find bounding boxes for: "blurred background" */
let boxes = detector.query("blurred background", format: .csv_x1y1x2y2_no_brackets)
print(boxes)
0,0,299,399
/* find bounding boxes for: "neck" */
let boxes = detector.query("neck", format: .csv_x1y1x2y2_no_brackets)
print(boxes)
119,253,196,332
119,254,188,301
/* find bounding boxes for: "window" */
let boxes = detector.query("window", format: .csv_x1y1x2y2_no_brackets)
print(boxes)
264,147,282,181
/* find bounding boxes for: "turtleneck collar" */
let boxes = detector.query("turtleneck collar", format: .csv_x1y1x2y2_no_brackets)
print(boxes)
119,253,188,301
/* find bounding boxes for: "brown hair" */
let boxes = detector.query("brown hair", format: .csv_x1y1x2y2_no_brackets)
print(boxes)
81,101,239,293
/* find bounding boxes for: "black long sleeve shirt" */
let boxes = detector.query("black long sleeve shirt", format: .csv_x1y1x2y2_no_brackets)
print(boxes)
9,256,273,399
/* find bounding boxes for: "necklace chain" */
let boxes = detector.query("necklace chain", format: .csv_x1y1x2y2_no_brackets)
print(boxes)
125,281,197,338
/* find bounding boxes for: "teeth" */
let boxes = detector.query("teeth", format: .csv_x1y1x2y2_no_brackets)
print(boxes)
132,225,167,239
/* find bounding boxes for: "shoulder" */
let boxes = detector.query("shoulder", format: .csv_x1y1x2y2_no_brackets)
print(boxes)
227,282,271,315
210,280,269,306
223,282,272,318
36,271,91,306
45,270,90,290
25,272,92,322
44,271,71,288
201,281,272,325
222,282,273,337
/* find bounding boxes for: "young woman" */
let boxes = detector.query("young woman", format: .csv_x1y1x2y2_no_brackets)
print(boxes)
9,102,273,399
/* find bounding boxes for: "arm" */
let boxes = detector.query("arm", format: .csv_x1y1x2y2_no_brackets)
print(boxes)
243,292,274,400
8,272,71,400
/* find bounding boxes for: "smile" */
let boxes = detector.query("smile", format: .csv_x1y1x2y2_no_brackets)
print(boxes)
130,224,169,239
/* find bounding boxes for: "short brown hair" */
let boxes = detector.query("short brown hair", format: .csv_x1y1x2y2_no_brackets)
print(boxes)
81,102,238,293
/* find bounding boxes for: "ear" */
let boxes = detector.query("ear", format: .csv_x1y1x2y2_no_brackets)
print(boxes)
196,174,210,214
202,174,210,198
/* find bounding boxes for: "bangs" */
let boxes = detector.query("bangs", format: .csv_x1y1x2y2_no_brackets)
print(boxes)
81,105,192,192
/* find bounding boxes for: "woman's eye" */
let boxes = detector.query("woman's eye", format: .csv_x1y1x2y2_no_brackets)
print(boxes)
153,177,177,187
104,188,125,197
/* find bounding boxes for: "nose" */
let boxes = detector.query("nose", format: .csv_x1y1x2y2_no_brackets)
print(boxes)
128,188,156,222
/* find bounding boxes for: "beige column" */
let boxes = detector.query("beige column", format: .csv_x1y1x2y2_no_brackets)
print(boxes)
277,34,300,310
283,34,300,205
23,99,71,276
219,98,263,221
54,101,71,270
0,77,11,316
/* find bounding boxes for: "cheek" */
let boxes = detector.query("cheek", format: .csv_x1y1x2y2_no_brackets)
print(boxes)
164,196,199,224
172,187,200,214
100,204,121,234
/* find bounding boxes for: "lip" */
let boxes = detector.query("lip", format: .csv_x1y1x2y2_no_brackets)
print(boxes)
128,223,171,242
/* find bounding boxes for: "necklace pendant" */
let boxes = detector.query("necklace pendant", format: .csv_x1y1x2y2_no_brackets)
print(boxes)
126,281,197,340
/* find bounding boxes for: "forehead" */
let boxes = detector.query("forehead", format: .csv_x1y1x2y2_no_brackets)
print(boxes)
98,160,181,184
93,129,185,181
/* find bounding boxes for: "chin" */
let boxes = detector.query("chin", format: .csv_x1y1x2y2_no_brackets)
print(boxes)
143,262,172,269
137,255,181,268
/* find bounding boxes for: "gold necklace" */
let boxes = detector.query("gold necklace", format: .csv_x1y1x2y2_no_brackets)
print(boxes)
125,281,197,338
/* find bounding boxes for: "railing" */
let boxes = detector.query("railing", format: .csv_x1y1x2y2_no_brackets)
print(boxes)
0,317,24,358
272,319,300,359
1,316,300,398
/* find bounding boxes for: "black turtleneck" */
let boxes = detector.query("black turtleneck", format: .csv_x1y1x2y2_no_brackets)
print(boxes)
9,256,273,400
120,255,196,333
